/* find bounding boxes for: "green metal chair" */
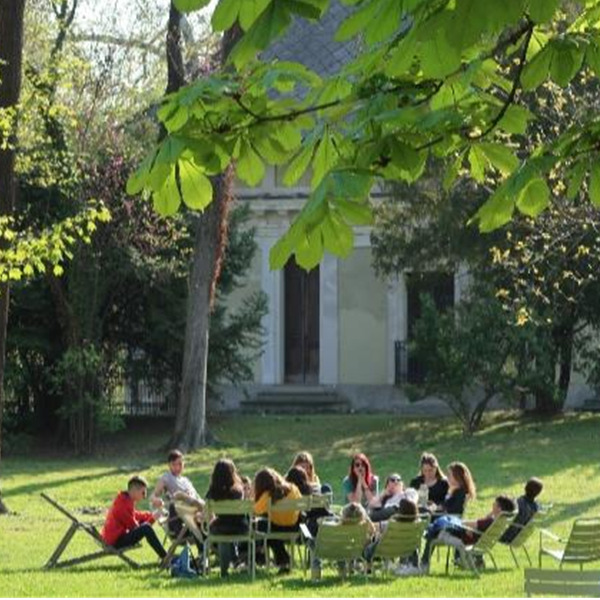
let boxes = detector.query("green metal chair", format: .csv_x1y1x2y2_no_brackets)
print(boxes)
254,496,312,572
502,503,552,568
300,518,371,579
539,518,600,570
201,499,256,580
368,517,428,573
431,512,514,576
524,568,600,597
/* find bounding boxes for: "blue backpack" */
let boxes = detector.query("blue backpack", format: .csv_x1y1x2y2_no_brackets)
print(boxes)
170,545,198,579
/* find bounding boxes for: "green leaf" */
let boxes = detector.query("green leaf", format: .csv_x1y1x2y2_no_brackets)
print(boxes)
527,0,559,23
212,0,242,31
321,211,353,256
549,40,585,87
388,142,427,183
516,177,550,217
498,104,534,135
311,129,338,188
173,0,211,12
468,145,487,183
335,0,377,41
589,163,600,207
478,143,520,176
364,0,402,45
126,151,155,195
283,141,316,186
335,198,373,225
419,33,462,79
585,41,600,77
566,161,586,200
521,44,553,90
472,187,515,232
295,227,323,270
155,136,186,164
178,160,213,211
239,0,271,30
236,138,265,186
230,2,291,69
153,168,181,216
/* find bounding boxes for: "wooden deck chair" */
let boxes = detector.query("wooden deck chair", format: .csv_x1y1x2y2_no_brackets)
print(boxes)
524,568,600,597
431,512,513,576
254,496,312,572
539,518,600,569
201,499,256,580
41,493,141,569
368,518,428,573
300,519,370,579
159,500,204,569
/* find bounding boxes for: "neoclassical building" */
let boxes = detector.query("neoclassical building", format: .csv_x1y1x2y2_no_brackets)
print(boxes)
219,2,592,414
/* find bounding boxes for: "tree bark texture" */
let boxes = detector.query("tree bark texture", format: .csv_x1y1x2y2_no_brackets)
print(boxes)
169,26,239,450
0,0,27,513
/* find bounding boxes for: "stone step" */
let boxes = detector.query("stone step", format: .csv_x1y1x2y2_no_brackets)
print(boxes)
240,386,350,414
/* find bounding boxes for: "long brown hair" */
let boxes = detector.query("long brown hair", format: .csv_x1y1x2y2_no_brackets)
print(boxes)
448,462,476,500
419,452,444,480
291,451,317,483
253,468,293,502
207,459,243,500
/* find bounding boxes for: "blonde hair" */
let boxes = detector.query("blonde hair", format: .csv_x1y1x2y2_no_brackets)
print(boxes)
291,451,317,483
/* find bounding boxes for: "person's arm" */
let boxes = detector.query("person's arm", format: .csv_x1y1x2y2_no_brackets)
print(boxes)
150,477,166,509
113,497,142,532
342,478,358,503
134,509,155,525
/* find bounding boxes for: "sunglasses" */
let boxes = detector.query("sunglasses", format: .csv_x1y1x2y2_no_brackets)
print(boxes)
388,477,401,483
353,462,365,468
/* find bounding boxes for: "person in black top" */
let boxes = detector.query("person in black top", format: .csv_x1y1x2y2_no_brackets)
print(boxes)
421,461,477,569
501,477,544,543
409,452,449,506
205,459,248,577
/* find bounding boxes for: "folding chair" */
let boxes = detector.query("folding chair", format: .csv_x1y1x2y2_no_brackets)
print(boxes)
201,499,256,580
41,492,141,569
430,512,514,576
300,518,371,580
368,518,428,573
254,496,312,572
159,500,204,569
524,568,600,597
539,518,600,570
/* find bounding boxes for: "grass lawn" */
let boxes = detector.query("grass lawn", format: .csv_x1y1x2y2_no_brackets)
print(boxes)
1,412,599,597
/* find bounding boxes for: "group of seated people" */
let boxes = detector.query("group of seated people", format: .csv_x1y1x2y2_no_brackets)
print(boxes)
100,449,544,578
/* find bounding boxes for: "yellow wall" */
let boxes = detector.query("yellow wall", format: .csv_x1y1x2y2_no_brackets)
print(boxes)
339,247,388,384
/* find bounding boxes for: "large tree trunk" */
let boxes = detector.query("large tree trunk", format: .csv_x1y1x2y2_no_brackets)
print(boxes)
0,0,27,515
169,27,239,450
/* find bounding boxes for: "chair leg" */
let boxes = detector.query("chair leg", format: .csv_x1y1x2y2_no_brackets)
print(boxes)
488,552,498,571
510,546,520,569
45,522,78,569
203,541,210,577
445,546,451,574
523,545,532,567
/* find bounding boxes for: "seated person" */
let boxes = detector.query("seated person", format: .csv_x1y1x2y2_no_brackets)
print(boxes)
342,453,379,508
101,475,167,560
205,459,248,577
369,473,405,523
290,451,332,495
150,449,204,536
501,477,544,543
454,495,517,545
310,502,377,580
254,467,302,574
410,452,449,507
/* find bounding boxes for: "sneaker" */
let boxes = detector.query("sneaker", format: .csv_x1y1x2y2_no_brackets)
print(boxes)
394,564,421,576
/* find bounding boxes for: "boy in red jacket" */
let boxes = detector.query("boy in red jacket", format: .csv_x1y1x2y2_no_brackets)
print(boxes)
101,475,167,560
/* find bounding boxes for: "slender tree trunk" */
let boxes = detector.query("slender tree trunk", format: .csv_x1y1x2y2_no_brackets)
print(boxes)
169,27,239,450
0,0,27,515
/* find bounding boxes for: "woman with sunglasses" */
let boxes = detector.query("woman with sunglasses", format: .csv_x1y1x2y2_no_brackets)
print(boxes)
368,473,406,523
341,453,379,508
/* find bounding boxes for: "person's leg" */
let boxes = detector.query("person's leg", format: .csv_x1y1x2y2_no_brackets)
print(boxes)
217,543,234,577
114,523,167,559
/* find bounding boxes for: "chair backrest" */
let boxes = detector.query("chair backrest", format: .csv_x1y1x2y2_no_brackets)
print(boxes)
373,518,427,561
563,519,600,563
314,520,370,561
473,513,513,553
201,499,254,537
310,494,332,511
524,568,600,597
268,496,313,514
509,512,541,549
41,493,83,525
